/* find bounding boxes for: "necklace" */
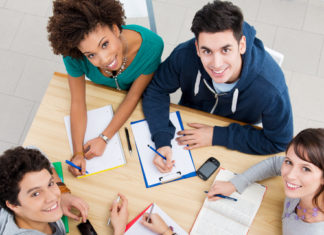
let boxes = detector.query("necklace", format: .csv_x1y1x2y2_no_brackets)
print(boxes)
103,34,128,90
285,201,319,221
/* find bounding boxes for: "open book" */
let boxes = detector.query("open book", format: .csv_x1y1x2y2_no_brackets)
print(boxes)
64,105,126,178
190,169,266,235
125,203,188,235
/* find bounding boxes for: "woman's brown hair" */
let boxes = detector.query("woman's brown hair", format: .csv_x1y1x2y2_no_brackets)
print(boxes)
286,128,324,211
47,0,125,59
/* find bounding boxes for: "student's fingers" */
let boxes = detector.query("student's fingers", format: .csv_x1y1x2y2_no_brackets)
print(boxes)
184,143,199,150
68,164,82,176
118,193,128,208
80,158,86,175
187,122,206,129
72,198,89,223
153,156,168,172
64,209,81,221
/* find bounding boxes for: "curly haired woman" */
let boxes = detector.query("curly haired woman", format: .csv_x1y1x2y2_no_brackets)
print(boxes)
47,0,163,177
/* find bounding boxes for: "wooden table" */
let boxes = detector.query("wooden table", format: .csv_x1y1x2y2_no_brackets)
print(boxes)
24,73,285,234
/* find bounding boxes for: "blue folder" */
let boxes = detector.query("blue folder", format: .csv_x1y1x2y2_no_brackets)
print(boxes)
131,111,196,188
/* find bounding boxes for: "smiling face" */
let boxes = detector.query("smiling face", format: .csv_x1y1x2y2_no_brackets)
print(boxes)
78,24,123,71
281,146,324,201
7,169,62,226
195,30,246,84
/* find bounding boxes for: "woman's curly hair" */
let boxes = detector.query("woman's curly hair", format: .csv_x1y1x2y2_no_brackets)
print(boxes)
0,147,52,214
47,0,126,59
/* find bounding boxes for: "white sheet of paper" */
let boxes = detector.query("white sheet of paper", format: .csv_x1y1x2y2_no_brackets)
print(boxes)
64,105,126,176
131,112,196,187
125,203,188,235
120,0,148,18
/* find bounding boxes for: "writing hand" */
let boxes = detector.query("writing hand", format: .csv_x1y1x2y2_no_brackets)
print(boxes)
60,193,89,223
153,146,174,173
208,181,236,201
110,193,128,235
68,153,86,176
140,213,172,235
176,123,213,150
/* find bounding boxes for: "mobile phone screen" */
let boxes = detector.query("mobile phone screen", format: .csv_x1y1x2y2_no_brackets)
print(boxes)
199,161,218,178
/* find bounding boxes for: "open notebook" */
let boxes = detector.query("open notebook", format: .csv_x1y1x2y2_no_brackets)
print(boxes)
125,203,188,235
130,111,196,188
64,105,126,178
190,169,266,235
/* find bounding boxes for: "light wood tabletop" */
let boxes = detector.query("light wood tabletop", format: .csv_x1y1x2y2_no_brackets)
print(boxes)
24,73,285,234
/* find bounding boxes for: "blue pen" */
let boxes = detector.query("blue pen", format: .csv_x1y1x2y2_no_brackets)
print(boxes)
204,191,237,201
65,160,89,174
147,144,167,160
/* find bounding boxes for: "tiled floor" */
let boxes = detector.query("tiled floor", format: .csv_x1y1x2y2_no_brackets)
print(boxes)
1,0,324,154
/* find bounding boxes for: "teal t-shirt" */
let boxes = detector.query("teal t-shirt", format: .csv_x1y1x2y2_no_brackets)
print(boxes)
63,25,164,90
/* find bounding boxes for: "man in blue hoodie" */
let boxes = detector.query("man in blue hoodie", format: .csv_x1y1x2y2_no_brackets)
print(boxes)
142,1,293,172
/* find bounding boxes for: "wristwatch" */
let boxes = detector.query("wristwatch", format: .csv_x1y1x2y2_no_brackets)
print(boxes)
99,133,109,144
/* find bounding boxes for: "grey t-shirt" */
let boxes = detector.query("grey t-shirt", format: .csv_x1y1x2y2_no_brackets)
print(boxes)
230,156,324,235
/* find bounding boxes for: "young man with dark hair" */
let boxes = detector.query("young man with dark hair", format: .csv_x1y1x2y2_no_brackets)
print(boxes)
143,1,293,172
0,147,88,234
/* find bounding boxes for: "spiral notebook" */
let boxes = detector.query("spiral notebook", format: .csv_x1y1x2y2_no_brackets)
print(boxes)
130,111,196,188
64,105,126,178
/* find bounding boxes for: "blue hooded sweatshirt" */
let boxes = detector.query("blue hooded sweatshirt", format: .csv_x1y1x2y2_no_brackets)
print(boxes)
142,22,293,155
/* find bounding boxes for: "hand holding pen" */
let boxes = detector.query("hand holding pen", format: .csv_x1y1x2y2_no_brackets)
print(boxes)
141,208,173,235
206,180,237,201
148,145,175,173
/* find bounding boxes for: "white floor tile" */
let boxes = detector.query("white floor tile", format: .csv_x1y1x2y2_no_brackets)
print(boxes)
257,0,308,29
253,22,277,48
307,119,324,129
274,27,323,75
0,94,34,143
153,1,187,45
0,49,28,94
231,0,261,22
5,0,51,16
161,42,176,62
290,72,324,122
303,0,324,35
293,115,309,135
176,8,196,45
10,14,53,60
282,69,293,88
0,141,16,155
318,44,324,78
0,9,23,49
19,102,39,144
14,57,55,102
0,0,6,7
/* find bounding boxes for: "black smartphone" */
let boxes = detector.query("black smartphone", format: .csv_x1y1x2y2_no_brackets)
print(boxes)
196,157,220,181
77,220,97,235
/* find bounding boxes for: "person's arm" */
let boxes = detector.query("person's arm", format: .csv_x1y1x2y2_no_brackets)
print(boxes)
83,73,153,159
208,156,285,200
67,74,88,176
110,193,128,235
140,213,173,235
213,89,293,155
51,167,89,222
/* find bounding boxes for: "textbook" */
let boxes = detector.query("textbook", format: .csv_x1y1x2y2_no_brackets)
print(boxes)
53,162,69,233
125,203,188,235
190,169,266,235
130,111,196,188
64,105,126,178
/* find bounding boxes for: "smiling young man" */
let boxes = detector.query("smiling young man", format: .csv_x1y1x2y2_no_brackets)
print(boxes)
142,1,293,172
0,147,88,235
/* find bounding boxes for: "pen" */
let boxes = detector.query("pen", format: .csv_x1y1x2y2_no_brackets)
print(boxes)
147,144,167,160
107,196,120,226
125,127,132,156
147,203,155,222
204,191,237,201
65,160,89,174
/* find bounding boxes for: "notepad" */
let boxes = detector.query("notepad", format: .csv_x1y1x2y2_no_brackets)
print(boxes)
125,203,188,235
190,169,266,235
130,111,196,188
64,105,126,178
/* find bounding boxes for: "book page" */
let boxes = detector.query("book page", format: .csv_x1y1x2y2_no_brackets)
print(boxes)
191,169,266,235
130,112,196,187
64,105,126,176
191,207,248,235
125,203,188,235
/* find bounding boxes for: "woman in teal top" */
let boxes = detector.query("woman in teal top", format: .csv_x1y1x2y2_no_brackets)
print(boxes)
47,0,163,177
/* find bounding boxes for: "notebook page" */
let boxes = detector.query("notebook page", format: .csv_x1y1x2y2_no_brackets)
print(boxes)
207,169,266,226
190,207,248,235
64,105,126,176
131,112,195,186
125,203,188,235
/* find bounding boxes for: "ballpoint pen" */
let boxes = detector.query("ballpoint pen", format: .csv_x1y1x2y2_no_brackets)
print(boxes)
147,144,167,160
125,127,132,156
107,196,121,226
204,191,237,201
146,203,155,222
65,160,89,174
